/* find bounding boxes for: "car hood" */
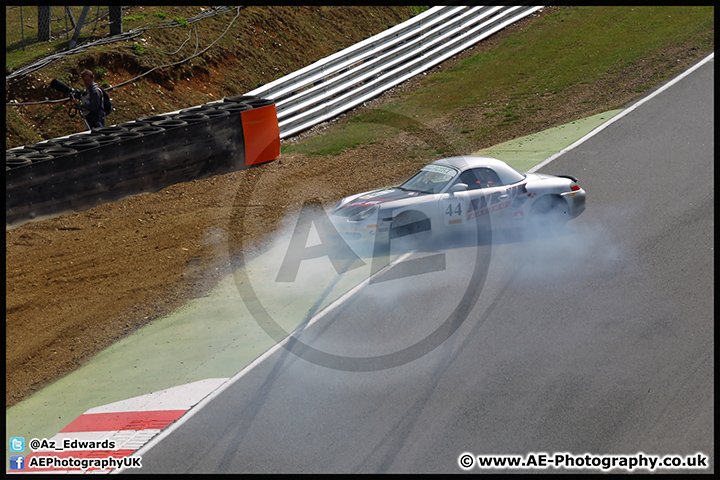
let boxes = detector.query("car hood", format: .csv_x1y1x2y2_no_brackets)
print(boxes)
332,188,427,217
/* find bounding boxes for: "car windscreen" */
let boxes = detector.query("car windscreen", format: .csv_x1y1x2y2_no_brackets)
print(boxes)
400,164,458,194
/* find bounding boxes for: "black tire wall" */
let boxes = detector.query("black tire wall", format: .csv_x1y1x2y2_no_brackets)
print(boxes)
6,99,278,226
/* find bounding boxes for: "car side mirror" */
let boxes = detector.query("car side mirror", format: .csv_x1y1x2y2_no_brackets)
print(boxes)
451,183,468,194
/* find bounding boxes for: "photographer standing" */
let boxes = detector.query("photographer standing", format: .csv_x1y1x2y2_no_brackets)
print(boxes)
74,69,105,129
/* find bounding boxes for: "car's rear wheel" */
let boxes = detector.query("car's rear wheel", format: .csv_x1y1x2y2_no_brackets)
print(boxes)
529,195,568,228
389,211,431,252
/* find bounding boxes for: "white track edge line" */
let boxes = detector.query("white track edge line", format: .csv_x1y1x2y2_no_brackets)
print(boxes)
528,51,714,174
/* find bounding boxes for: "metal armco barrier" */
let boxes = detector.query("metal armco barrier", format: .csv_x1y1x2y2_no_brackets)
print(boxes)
246,5,544,138
6,99,280,227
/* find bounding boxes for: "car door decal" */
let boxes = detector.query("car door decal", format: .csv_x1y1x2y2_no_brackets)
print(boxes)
445,201,464,225
467,183,527,221
441,189,470,227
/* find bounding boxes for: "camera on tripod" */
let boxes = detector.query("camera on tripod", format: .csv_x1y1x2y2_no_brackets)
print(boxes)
50,79,82,101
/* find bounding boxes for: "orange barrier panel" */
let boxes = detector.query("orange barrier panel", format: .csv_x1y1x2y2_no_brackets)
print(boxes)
241,104,280,166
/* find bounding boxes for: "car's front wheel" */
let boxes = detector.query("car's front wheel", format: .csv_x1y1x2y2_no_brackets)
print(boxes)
389,211,431,252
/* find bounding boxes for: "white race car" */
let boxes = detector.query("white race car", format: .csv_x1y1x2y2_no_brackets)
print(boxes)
329,156,586,248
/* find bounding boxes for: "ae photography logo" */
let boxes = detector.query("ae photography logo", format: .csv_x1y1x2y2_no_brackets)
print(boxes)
229,112,493,372
458,451,710,472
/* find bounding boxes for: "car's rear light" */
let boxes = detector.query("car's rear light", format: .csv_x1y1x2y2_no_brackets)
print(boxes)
571,185,581,191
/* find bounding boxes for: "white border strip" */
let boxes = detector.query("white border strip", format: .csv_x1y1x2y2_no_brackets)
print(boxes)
528,51,714,173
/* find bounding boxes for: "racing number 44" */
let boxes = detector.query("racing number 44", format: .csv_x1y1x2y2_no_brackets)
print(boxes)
446,203,462,217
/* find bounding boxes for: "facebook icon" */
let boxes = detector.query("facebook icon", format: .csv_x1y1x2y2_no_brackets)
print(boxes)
10,455,25,471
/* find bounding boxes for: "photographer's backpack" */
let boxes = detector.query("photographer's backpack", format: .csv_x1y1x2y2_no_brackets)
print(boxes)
101,87,113,116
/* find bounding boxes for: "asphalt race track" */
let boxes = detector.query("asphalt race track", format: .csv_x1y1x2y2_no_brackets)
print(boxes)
128,57,713,474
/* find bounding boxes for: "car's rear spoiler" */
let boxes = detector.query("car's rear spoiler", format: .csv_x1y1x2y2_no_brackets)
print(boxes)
555,174,578,183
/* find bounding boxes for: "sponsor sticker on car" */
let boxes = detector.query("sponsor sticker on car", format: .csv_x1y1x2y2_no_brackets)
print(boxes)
422,164,457,179
422,164,455,174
